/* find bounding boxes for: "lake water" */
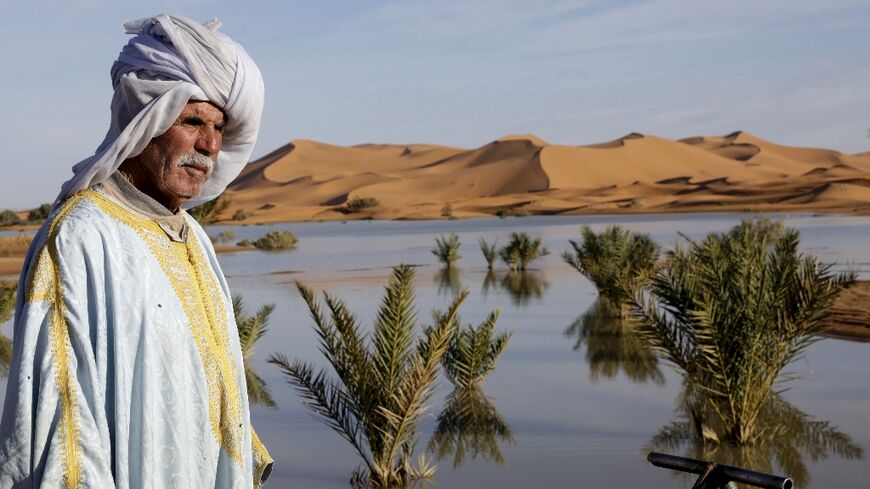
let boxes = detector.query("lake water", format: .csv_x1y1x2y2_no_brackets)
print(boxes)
2,213,869,488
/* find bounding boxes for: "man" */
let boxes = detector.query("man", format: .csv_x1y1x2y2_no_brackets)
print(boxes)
0,14,271,488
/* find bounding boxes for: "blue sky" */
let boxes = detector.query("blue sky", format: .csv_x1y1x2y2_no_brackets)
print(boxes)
1,0,869,208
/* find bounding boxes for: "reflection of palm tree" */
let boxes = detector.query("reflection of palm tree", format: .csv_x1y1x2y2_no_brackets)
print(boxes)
499,271,548,306
233,294,277,408
481,270,498,298
436,267,462,297
427,387,514,468
651,385,863,488
565,300,664,384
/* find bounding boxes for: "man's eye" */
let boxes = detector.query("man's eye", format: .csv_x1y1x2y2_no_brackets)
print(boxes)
215,123,226,133
183,117,205,126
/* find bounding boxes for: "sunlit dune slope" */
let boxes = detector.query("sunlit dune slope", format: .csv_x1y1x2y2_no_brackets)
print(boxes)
222,132,870,222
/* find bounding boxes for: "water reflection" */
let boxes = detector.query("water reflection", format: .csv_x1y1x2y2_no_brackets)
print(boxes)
565,300,664,384
651,385,864,488
481,270,549,306
436,268,463,297
245,366,276,408
427,387,515,469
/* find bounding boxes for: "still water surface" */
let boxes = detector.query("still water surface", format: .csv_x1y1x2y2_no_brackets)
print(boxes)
2,213,869,488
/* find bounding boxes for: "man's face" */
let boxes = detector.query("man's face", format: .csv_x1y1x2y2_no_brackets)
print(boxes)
129,101,225,210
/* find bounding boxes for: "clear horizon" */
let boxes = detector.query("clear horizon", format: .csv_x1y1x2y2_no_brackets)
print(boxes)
2,0,869,209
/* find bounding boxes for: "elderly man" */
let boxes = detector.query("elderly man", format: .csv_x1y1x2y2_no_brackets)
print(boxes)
0,14,271,488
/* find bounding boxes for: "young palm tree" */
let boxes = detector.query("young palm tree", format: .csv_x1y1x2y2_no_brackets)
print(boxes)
270,265,470,488
499,232,548,272
233,294,277,408
633,223,854,444
432,233,462,269
479,238,498,270
562,225,659,315
441,311,511,389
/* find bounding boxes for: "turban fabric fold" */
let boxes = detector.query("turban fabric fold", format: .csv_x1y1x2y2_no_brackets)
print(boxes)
55,14,265,209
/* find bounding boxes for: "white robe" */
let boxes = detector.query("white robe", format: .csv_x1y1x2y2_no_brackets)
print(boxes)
0,188,272,488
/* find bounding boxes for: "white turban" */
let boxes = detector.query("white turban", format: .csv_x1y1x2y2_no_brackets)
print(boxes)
55,14,265,209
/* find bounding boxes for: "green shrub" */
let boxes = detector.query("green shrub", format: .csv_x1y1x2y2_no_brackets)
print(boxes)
432,233,461,268
0,210,22,226
499,232,548,272
479,238,498,270
27,203,52,222
188,195,230,225
252,231,298,250
441,202,453,218
232,209,252,221
626,197,644,209
494,208,508,219
633,221,854,444
236,239,254,248
345,196,380,212
562,225,659,314
270,265,477,487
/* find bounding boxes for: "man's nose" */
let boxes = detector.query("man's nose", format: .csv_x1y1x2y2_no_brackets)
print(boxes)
195,125,222,157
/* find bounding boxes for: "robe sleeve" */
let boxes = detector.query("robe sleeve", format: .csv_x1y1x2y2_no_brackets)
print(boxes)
0,211,116,488
251,427,273,488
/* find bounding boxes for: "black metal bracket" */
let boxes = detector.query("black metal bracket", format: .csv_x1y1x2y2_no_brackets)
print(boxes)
647,452,793,489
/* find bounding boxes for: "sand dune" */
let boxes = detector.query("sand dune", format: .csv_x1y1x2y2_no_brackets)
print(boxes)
221,131,870,222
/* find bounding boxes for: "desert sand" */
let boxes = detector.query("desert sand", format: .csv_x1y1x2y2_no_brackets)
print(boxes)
220,131,870,223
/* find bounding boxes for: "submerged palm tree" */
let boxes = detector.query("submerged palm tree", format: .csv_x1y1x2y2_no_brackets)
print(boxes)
499,232,548,272
562,225,658,315
651,384,863,488
633,222,854,444
441,311,511,389
427,386,514,468
564,299,663,385
270,265,471,488
479,238,498,270
233,295,277,408
432,233,461,269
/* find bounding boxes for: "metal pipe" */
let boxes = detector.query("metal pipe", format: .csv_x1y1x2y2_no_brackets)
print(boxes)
648,452,793,489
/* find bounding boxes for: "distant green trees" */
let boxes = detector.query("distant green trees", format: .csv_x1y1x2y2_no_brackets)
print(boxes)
253,231,298,250
0,282,16,324
345,196,380,213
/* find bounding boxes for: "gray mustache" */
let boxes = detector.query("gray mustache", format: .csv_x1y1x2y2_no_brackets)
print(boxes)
178,153,215,173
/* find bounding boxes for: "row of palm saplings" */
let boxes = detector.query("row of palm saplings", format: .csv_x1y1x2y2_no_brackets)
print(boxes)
235,218,862,487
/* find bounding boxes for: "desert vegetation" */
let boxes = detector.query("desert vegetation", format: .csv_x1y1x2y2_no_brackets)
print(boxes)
189,195,230,225
499,232,548,272
632,220,854,444
432,233,461,269
233,294,277,408
344,196,381,213
252,231,298,250
562,225,659,315
270,265,488,487
440,311,510,389
479,238,498,270
0,282,16,324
